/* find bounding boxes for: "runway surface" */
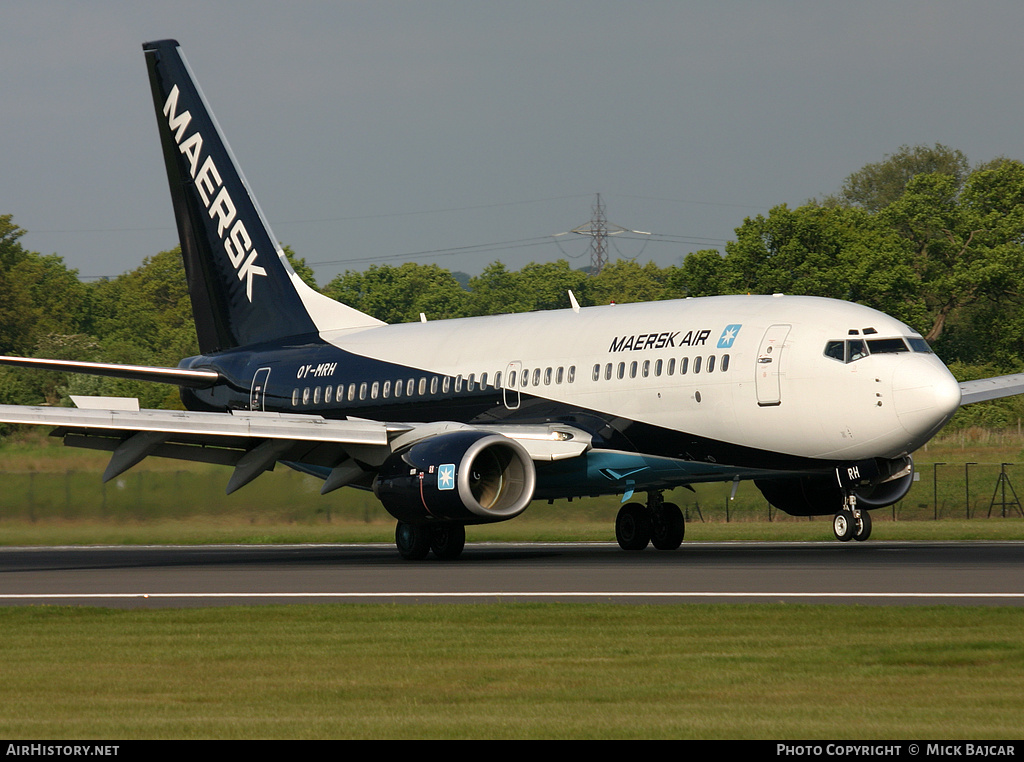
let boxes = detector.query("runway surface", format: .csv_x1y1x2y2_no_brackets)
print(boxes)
2,541,1024,607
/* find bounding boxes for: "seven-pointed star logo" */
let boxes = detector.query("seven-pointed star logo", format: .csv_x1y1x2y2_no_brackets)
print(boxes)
438,464,456,490
717,324,742,348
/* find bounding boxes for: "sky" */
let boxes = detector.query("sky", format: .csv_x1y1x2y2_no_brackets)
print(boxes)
5,1,1024,286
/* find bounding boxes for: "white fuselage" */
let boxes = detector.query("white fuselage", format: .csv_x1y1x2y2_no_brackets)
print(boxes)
312,294,961,466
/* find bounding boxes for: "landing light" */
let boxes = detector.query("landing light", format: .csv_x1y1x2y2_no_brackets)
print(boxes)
511,431,574,442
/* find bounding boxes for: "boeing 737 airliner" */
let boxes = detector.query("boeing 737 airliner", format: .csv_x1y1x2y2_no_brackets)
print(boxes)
1,40,1022,559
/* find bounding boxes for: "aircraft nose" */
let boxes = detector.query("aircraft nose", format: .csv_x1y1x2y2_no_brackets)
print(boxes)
891,357,962,441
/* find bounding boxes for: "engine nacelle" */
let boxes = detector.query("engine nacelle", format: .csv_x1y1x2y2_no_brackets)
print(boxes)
756,457,914,516
373,430,536,524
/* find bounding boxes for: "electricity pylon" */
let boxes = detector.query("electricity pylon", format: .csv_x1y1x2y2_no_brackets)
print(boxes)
557,194,649,275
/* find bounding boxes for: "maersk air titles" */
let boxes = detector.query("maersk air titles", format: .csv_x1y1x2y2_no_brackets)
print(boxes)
608,328,712,353
2,39,1023,559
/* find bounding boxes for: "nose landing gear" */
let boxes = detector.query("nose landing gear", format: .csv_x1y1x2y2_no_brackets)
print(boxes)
833,494,872,542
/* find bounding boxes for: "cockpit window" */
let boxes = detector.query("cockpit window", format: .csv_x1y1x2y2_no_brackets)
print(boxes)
826,336,927,363
822,338,868,363
824,341,845,362
866,338,909,354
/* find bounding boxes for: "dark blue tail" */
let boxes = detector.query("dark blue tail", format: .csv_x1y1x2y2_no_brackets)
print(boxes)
143,40,381,354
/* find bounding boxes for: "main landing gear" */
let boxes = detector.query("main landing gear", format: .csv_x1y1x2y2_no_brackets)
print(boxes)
832,494,872,542
615,492,685,551
395,521,466,560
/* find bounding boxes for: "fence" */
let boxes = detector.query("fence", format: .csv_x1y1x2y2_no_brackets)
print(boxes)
1,460,1022,525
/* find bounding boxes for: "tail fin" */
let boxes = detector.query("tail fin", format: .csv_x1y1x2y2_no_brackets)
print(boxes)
142,40,382,354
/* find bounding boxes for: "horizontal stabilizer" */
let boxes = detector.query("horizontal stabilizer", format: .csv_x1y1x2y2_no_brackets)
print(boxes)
0,355,220,388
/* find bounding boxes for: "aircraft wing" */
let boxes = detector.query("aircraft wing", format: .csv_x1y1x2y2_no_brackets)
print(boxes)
0,400,591,495
959,373,1024,405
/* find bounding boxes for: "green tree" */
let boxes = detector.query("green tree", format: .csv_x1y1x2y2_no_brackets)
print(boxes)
86,247,198,364
463,260,586,315
323,262,467,323
825,143,969,212
880,161,1024,346
0,215,88,356
587,260,666,305
462,262,522,315
720,203,922,327
666,250,726,298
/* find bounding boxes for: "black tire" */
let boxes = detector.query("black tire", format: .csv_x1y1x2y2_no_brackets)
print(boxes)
651,502,685,550
853,509,872,542
395,521,431,560
832,510,855,542
615,503,652,551
429,523,466,560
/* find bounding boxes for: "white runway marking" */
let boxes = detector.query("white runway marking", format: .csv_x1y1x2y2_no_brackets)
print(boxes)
3,591,1024,601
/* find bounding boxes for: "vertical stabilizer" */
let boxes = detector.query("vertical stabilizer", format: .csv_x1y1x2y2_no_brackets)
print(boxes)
142,40,382,354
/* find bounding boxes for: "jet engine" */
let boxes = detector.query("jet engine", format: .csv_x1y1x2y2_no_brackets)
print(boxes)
755,457,914,516
373,430,536,524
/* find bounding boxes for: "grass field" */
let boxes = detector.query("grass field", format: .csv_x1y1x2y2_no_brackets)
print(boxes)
1,428,1023,739
2,604,1024,739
